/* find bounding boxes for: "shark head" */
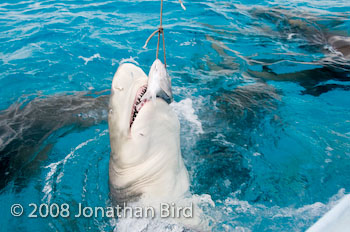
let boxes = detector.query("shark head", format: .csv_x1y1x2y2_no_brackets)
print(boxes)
108,63,148,138
108,61,174,139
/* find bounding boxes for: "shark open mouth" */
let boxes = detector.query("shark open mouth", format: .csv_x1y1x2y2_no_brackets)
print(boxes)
130,85,148,128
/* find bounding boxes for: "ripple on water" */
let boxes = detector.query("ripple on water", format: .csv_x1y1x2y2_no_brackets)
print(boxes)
1,0,350,231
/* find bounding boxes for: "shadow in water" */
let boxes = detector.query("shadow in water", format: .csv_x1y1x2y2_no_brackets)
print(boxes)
248,66,350,96
0,91,109,191
203,6,350,96
190,83,281,201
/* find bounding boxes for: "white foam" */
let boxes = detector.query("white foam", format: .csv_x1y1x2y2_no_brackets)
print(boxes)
119,56,139,65
114,194,215,232
115,217,185,232
287,33,296,40
171,98,204,135
180,40,197,46
0,42,42,64
42,129,108,202
253,152,261,156
119,189,346,231
78,53,101,65
210,188,347,231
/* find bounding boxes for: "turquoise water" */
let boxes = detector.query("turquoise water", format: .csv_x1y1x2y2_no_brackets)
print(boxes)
1,0,350,231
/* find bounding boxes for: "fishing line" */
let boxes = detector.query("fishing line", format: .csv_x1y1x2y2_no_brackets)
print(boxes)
143,0,186,67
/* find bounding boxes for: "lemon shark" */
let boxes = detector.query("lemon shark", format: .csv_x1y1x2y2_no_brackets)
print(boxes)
108,61,190,206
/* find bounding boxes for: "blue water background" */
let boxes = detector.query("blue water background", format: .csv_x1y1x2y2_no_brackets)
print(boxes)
0,0,350,231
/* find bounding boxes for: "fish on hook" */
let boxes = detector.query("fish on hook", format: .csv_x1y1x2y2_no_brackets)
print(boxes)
141,59,173,105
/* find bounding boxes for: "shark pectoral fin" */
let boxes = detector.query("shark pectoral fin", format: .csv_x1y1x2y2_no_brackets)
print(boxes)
262,65,277,75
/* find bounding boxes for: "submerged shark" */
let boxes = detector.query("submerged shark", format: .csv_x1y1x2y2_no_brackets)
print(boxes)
249,6,350,64
203,6,350,96
249,7,350,95
0,92,109,190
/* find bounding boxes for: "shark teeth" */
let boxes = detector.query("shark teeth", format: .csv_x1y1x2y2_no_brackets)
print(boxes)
130,85,147,128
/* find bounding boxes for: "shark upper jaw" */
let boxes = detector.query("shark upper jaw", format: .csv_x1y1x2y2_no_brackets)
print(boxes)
109,63,172,133
129,77,173,130
128,84,172,130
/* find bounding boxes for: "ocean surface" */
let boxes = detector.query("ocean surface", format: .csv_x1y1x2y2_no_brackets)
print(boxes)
1,0,350,231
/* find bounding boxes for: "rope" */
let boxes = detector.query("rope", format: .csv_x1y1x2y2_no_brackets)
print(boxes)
143,0,186,67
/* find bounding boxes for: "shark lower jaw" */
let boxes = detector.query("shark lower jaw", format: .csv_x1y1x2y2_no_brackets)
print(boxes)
129,85,148,129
